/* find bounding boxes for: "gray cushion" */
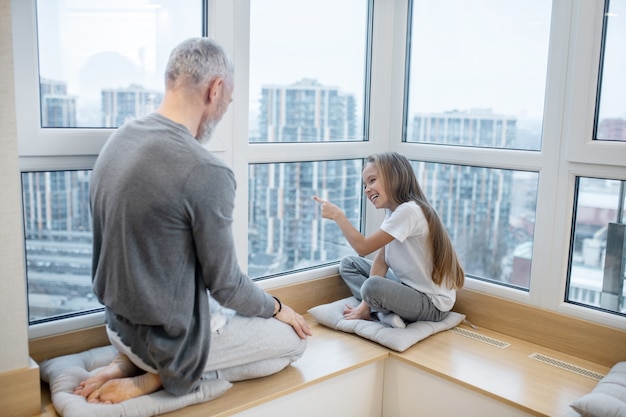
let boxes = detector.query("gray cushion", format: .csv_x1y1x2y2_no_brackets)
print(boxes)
40,345,232,417
571,361,626,417
308,296,465,352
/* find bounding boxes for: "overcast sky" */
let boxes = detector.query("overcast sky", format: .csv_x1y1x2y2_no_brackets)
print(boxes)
37,0,624,124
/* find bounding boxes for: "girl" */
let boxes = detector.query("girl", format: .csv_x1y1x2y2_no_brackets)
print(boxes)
312,152,464,328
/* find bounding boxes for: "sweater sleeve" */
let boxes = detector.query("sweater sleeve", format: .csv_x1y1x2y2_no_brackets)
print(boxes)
184,162,275,318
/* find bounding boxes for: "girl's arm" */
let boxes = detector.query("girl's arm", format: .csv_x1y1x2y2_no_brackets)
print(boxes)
312,196,394,256
370,246,389,277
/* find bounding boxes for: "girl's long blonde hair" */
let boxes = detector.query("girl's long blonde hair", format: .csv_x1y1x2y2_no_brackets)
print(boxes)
367,152,465,290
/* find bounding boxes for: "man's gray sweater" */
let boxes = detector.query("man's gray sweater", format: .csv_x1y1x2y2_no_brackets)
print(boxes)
90,113,274,395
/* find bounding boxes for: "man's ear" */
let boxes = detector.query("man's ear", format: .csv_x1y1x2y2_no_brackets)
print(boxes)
206,78,223,104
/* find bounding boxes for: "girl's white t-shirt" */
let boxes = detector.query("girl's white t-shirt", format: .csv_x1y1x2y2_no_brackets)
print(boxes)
380,201,456,312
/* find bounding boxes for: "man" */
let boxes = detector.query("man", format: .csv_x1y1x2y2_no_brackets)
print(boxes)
74,37,311,404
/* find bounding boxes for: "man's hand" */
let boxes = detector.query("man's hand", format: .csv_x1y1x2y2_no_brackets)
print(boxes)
275,304,313,339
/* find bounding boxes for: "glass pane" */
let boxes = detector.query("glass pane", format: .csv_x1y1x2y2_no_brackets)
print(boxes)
595,1,626,141
411,161,539,289
405,0,552,150
567,177,626,314
248,160,363,278
21,170,100,323
36,0,202,128
248,0,368,142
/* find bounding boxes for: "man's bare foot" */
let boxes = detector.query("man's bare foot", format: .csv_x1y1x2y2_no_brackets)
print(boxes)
343,301,372,321
87,372,162,404
74,353,141,398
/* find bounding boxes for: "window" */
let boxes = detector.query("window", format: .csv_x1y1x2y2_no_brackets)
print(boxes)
248,0,369,142
20,0,374,326
36,0,201,129
411,161,538,289
14,0,204,158
595,0,626,141
402,0,551,293
563,0,626,318
248,160,363,278
21,170,99,323
246,0,372,278
567,177,626,314
13,1,626,333
405,0,551,150
20,0,204,325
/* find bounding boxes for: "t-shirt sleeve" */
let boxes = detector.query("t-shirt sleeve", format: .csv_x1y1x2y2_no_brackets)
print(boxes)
380,204,425,242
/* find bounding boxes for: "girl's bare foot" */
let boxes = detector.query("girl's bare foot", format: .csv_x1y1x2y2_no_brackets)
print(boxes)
343,301,372,321
74,353,141,398
87,372,162,404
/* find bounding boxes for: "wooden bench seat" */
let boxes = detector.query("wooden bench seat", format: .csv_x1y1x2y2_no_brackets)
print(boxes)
160,320,388,417
36,320,608,417
33,276,625,417
38,320,388,417
388,322,609,417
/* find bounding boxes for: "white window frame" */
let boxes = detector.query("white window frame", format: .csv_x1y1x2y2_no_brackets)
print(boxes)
387,0,625,330
227,0,383,278
12,0,111,161
548,0,626,327
15,0,626,338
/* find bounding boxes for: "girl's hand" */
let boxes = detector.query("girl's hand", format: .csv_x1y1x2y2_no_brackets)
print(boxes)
312,196,343,221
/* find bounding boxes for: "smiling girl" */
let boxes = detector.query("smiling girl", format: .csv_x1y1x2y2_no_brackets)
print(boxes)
312,152,464,328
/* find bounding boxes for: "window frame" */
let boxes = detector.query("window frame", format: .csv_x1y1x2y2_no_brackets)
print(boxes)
555,0,626,327
393,0,625,331
14,0,626,338
230,0,380,269
12,1,128,157
393,0,562,306
565,0,626,165
18,0,381,337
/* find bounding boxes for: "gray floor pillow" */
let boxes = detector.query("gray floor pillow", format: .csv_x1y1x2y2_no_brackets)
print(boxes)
40,345,232,417
308,296,465,352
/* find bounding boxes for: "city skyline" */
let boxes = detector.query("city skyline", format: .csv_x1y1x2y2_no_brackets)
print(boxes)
22,0,625,322
37,1,626,131
25,76,622,321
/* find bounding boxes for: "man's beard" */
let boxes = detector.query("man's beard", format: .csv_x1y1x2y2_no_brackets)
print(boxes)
197,117,219,145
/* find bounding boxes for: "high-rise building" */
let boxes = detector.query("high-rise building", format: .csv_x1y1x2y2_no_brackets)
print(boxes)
101,84,162,128
22,171,91,235
254,78,357,143
21,170,96,320
248,160,362,278
248,79,361,277
40,78,77,127
409,109,520,285
413,161,517,284
409,109,517,148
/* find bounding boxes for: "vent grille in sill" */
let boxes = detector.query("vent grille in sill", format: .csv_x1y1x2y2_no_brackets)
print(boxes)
448,327,510,348
529,353,604,381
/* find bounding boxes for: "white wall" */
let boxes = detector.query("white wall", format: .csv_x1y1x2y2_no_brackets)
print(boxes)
233,362,384,417
0,0,31,373
382,359,534,417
